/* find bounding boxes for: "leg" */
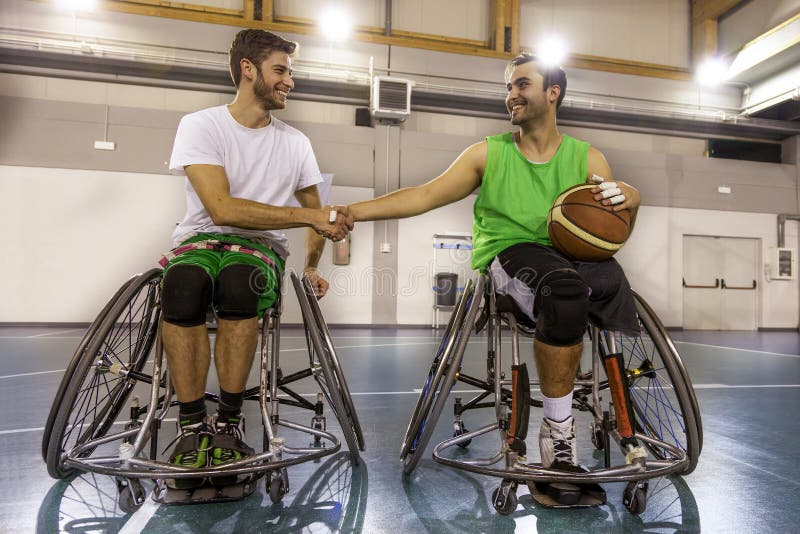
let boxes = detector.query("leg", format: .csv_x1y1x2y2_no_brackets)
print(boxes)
160,263,215,487
161,264,214,404
214,317,259,394
162,323,211,402
491,243,589,467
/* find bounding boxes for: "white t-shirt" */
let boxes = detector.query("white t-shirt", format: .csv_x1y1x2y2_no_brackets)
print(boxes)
169,105,323,259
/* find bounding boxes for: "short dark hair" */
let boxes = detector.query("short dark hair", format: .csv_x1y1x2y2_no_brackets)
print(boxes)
506,53,567,109
229,29,298,88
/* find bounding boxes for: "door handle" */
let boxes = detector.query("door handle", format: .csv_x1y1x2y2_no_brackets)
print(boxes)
721,279,757,290
682,277,720,289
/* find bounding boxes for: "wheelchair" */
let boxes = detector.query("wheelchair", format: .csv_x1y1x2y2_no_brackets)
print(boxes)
41,267,364,512
400,273,702,515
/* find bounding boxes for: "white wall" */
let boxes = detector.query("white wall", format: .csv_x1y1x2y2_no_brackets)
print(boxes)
0,164,374,323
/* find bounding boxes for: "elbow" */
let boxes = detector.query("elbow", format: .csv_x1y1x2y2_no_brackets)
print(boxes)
207,202,234,227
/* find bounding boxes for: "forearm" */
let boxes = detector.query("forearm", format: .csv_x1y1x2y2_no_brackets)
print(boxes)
350,187,435,222
305,229,325,269
212,197,319,230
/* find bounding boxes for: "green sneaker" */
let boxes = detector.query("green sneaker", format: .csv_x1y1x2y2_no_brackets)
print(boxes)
209,415,254,487
167,421,212,490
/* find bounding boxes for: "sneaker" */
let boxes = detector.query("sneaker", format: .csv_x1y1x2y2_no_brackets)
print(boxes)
168,421,212,489
539,415,577,468
209,414,255,487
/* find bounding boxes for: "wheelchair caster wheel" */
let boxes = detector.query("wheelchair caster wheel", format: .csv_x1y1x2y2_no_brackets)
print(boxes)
118,479,145,513
267,468,290,504
623,480,648,515
590,421,604,450
491,481,518,515
453,421,471,449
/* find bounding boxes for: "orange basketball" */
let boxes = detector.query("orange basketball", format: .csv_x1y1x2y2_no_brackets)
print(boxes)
547,184,631,261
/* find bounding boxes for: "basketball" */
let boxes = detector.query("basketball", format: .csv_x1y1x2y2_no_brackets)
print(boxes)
547,184,631,261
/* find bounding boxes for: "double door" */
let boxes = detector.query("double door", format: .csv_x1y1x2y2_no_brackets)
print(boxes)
682,235,759,330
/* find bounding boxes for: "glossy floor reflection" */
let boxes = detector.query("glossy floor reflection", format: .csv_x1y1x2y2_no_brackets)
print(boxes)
1,326,798,533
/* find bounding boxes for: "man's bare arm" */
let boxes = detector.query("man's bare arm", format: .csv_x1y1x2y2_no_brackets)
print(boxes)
185,164,345,238
294,185,325,270
349,141,487,222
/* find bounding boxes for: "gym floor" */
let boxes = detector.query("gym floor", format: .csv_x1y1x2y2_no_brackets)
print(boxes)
1,325,798,533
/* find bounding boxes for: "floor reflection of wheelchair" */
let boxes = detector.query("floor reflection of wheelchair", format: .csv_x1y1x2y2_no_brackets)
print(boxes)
36,451,368,533
401,273,702,516
41,267,364,512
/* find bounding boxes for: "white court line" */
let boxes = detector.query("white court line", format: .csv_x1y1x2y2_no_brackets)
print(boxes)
27,328,85,338
119,492,161,533
674,340,800,359
4,382,800,436
0,369,65,380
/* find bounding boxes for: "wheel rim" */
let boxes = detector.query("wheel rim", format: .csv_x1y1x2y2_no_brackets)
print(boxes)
55,274,160,468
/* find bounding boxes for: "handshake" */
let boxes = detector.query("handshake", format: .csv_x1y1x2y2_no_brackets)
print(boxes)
313,205,356,241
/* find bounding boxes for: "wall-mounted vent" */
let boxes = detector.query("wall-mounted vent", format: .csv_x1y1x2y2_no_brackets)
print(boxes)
371,76,412,122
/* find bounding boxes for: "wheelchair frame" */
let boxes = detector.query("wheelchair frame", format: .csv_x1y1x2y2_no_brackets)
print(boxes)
42,268,364,511
400,273,702,515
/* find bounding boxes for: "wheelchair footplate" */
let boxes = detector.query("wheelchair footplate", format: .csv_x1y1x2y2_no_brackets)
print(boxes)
525,464,606,508
153,474,261,505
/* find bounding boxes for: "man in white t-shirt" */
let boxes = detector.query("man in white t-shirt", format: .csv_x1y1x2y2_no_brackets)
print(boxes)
161,29,350,489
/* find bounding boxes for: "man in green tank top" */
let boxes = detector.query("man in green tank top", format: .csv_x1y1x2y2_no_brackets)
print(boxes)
346,54,641,472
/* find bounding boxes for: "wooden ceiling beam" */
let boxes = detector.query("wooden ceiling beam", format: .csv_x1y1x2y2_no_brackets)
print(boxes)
691,0,745,65
57,1,690,81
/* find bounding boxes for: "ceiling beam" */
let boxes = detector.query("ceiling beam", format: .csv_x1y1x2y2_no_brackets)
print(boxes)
691,0,745,65
53,0,691,80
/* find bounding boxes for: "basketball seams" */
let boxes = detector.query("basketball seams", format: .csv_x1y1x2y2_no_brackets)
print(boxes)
549,209,622,252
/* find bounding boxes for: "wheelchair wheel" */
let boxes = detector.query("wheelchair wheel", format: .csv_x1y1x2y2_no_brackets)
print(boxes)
401,276,485,475
44,269,162,479
299,274,364,451
599,291,701,475
291,272,361,465
41,276,136,462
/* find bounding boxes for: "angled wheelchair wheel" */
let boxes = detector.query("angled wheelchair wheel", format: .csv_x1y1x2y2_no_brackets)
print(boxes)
599,291,701,475
41,276,136,462
45,269,162,479
299,274,364,451
291,272,361,465
401,276,485,475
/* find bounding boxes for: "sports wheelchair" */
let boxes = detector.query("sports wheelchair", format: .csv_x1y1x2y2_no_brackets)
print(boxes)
41,268,364,511
401,273,702,515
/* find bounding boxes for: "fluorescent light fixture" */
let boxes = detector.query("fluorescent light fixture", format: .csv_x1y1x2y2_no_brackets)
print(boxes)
318,7,353,42
55,0,98,11
696,57,729,87
536,35,567,66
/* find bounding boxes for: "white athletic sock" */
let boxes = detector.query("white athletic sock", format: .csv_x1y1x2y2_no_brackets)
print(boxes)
542,391,573,423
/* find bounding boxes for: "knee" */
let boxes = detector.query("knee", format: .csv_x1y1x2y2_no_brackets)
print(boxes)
161,264,212,327
535,269,589,346
215,264,263,320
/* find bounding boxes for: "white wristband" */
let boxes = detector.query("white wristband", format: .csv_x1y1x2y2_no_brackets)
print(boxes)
329,210,337,223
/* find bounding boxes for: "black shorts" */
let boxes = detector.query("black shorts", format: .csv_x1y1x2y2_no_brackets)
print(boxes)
489,242,640,336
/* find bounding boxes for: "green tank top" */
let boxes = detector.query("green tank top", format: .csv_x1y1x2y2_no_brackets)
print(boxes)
472,133,590,270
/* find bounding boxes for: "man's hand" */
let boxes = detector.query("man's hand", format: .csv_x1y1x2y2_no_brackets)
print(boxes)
304,267,330,298
589,175,640,212
332,205,355,231
311,206,351,241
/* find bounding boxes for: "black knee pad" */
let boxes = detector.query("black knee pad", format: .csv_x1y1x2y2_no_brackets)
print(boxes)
534,269,589,346
215,264,263,320
161,264,212,327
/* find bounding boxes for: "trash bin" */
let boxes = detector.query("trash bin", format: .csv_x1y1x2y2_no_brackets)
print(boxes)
434,273,459,306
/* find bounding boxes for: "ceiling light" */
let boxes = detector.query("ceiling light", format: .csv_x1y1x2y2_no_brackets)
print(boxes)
318,7,353,42
536,35,567,66
696,57,730,87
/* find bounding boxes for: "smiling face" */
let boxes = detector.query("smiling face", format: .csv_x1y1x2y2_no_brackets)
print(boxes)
250,51,295,110
505,60,560,126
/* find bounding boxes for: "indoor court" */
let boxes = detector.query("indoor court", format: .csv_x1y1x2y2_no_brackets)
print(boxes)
2,0,800,533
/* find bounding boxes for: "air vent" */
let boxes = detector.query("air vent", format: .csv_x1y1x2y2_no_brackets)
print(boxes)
371,76,412,122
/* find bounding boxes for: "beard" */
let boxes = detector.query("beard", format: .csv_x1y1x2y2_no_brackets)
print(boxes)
253,69,285,110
